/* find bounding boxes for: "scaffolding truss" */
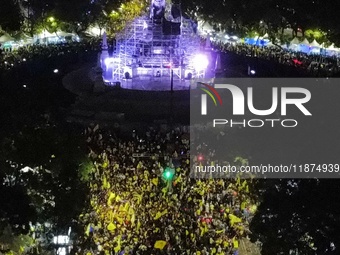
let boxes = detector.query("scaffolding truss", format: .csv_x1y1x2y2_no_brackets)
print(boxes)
112,12,203,81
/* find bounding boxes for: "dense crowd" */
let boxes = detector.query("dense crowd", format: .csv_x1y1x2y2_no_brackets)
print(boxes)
75,124,257,255
214,41,340,77
0,40,101,72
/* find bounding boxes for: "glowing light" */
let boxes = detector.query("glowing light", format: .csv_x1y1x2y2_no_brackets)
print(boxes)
23,58,26,62
48,17,55,22
163,167,175,180
104,57,120,66
53,235,70,245
53,69,59,73
143,21,148,30
250,70,256,75
193,54,209,71
20,166,33,173
57,247,66,255
23,85,27,88
88,26,101,36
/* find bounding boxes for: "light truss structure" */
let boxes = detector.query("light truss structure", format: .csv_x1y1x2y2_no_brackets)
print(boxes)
109,5,205,84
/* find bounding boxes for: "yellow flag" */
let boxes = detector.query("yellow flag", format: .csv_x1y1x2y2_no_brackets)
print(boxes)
241,202,246,210
200,223,208,236
102,176,107,188
137,220,141,231
114,236,121,253
133,192,142,205
162,209,168,216
154,240,167,250
131,212,136,226
233,238,239,248
246,185,249,193
161,187,167,196
107,192,115,206
236,176,241,186
107,222,116,231
123,202,130,212
116,215,123,224
229,214,242,227
115,195,121,202
152,178,158,186
242,180,247,188
154,211,163,220
102,161,108,169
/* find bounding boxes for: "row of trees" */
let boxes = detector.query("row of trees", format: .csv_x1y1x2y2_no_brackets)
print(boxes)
1,0,340,44
179,0,340,45
0,0,149,36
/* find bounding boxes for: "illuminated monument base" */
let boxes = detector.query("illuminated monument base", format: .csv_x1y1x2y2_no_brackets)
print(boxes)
116,75,190,91
99,0,214,91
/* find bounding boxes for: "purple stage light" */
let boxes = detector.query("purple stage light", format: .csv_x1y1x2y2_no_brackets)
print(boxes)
193,54,209,71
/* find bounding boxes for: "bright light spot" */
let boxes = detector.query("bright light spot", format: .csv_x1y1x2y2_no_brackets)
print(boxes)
232,35,238,40
250,70,256,75
56,247,66,255
198,155,203,161
89,26,101,36
53,69,59,73
104,58,113,66
193,54,209,70
23,85,27,88
104,57,120,66
143,21,148,30
53,235,70,245
23,58,26,62
21,166,33,173
48,16,55,22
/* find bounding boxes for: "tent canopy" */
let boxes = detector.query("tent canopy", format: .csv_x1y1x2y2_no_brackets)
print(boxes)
310,39,320,48
300,38,310,45
0,34,14,43
327,43,339,51
12,32,32,41
290,37,300,45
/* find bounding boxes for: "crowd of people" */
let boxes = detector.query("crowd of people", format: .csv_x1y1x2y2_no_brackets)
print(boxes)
0,40,101,72
75,124,257,255
212,41,340,77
